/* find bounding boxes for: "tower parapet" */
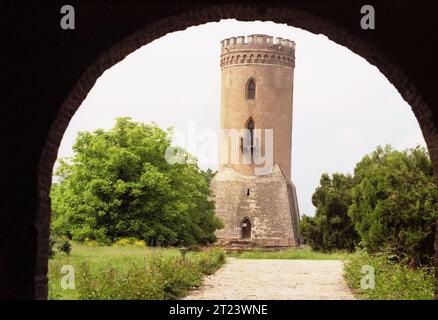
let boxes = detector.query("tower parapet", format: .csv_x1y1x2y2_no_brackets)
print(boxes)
220,34,295,69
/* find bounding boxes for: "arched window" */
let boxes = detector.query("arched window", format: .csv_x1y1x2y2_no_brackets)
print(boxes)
247,118,255,148
247,79,256,99
241,118,255,156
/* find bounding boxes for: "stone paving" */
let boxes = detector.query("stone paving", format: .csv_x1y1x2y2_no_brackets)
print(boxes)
185,258,356,300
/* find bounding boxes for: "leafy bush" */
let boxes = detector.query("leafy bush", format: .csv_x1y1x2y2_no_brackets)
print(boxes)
301,173,359,252
73,247,226,300
83,239,98,247
192,247,226,275
50,117,223,246
48,238,57,259
149,255,203,299
349,146,437,266
344,250,434,300
304,146,437,266
114,237,146,247
57,240,72,255
78,262,167,300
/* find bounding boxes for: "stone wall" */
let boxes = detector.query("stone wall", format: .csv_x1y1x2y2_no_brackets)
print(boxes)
211,164,300,247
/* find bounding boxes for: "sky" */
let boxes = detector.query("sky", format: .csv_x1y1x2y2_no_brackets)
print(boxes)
55,19,426,216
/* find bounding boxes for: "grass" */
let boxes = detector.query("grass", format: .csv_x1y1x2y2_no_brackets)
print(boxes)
229,246,353,260
48,242,225,300
49,243,434,300
344,250,435,300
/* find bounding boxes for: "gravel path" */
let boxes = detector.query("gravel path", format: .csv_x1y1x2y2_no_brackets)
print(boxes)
185,258,355,300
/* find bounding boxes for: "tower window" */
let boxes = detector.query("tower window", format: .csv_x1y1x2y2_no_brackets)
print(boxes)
241,118,255,159
247,188,250,196
247,118,255,148
247,79,256,99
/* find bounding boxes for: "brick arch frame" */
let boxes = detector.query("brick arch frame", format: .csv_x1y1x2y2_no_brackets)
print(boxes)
34,4,438,299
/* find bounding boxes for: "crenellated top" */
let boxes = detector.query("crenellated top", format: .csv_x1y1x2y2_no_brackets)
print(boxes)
220,34,295,69
221,34,295,50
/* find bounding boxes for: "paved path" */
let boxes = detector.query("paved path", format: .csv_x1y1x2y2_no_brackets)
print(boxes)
185,258,355,300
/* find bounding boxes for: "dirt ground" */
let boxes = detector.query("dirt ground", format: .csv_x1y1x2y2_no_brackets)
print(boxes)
184,258,356,300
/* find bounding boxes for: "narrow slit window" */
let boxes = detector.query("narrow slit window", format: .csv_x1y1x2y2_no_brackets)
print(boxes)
247,118,255,149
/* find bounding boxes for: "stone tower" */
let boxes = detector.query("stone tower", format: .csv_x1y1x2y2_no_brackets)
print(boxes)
211,34,301,247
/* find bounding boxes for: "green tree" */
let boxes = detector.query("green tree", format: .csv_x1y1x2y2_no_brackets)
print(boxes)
51,117,223,246
301,173,359,252
201,168,217,185
348,145,437,266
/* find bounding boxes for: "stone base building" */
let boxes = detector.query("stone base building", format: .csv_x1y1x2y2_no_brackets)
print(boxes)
212,164,300,247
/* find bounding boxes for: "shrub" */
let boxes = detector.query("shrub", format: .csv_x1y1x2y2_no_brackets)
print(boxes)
192,247,226,275
74,247,226,300
114,237,147,247
349,146,437,266
48,238,57,259
301,173,359,252
78,262,166,300
149,255,203,299
83,239,98,247
344,250,434,300
57,240,72,255
134,239,146,247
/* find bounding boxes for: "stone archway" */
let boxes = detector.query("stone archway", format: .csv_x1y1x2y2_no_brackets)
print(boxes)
1,3,436,299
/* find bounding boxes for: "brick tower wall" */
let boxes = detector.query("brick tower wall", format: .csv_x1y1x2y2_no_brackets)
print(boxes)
219,34,295,179
212,34,300,247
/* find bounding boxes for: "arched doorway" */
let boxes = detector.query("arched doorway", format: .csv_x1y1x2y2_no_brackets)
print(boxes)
0,3,435,300
241,218,252,239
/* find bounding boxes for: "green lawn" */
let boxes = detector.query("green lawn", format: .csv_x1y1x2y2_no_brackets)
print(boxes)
229,246,353,260
51,242,180,268
48,243,224,300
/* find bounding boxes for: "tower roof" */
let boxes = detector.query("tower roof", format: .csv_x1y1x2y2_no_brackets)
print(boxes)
220,34,295,69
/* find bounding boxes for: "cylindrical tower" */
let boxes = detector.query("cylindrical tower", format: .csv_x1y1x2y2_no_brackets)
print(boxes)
211,34,300,248
219,34,295,179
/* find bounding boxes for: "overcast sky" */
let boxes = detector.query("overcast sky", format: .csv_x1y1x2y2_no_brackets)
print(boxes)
56,19,426,216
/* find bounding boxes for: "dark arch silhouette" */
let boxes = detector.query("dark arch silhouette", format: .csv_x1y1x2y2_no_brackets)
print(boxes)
1,2,437,299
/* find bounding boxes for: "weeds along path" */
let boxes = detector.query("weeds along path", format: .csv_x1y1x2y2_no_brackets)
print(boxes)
184,258,355,300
